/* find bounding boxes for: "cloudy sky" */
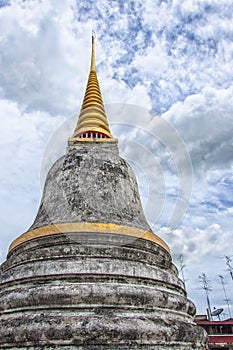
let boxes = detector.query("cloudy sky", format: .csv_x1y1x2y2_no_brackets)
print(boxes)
0,0,233,316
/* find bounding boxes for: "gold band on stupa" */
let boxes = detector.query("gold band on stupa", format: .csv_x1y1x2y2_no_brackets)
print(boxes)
72,33,113,139
8,222,170,253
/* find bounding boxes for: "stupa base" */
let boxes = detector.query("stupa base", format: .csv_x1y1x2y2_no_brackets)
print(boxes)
0,233,207,349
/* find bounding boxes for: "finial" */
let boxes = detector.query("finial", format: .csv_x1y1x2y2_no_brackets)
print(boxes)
91,30,96,71
70,32,113,141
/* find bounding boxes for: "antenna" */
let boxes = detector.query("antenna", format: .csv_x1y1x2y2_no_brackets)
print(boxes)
199,273,213,320
219,275,232,318
179,254,187,289
225,256,233,281
92,30,96,40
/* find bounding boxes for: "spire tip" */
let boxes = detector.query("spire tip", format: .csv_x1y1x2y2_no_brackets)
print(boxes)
91,31,96,71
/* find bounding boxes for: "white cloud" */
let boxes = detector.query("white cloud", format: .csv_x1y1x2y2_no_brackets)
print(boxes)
102,78,152,109
159,223,226,264
132,44,169,74
163,86,233,173
0,0,85,115
227,207,233,215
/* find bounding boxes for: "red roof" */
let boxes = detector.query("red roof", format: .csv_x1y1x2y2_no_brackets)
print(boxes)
209,335,233,343
196,318,233,326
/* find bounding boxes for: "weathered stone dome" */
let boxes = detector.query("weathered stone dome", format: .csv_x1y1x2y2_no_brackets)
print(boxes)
9,140,168,253
31,140,153,233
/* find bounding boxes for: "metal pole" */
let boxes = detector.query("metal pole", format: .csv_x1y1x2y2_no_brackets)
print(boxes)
199,273,213,321
225,256,233,282
219,275,232,318
179,254,186,289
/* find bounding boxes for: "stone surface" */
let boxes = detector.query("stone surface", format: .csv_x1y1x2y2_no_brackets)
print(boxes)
0,140,208,349
31,140,151,232
0,233,207,349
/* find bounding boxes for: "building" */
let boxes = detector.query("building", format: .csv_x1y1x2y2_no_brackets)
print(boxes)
196,315,233,349
0,35,208,349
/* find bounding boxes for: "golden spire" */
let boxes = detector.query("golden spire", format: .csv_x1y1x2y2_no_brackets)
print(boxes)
72,32,113,139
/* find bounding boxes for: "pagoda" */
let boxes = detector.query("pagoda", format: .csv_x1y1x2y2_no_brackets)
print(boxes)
0,34,207,349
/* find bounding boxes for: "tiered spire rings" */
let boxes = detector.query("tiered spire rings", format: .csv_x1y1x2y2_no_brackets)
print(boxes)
72,33,113,139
